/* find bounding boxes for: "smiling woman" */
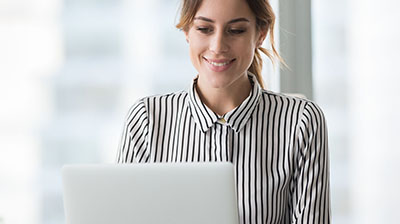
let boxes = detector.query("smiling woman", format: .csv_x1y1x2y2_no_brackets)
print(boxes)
116,0,331,223
177,0,280,89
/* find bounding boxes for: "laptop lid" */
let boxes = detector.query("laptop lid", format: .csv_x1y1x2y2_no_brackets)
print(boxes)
62,162,239,224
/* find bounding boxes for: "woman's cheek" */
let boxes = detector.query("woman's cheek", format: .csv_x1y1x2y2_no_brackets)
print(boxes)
192,34,209,50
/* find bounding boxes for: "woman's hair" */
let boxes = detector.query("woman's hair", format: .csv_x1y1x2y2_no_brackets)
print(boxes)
176,0,284,89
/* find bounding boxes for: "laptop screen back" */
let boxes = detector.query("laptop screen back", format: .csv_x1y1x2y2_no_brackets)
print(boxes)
62,162,239,224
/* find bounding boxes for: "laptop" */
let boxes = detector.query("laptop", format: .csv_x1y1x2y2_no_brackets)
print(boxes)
62,162,239,224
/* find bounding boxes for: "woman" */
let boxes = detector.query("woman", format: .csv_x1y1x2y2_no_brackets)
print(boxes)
116,0,331,223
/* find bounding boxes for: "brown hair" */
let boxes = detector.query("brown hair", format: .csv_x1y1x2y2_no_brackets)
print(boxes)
176,0,284,89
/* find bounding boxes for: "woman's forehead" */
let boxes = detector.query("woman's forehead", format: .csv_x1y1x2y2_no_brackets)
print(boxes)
194,0,256,22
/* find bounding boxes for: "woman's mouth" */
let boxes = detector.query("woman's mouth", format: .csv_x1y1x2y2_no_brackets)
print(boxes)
203,57,236,72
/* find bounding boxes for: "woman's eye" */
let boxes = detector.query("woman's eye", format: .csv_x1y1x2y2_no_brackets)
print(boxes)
196,27,212,34
229,29,246,34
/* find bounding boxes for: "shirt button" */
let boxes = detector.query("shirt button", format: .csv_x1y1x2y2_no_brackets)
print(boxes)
218,117,226,124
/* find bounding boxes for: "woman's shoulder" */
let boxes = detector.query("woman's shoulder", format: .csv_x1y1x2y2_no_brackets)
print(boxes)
127,90,190,113
260,89,308,103
138,90,188,101
260,89,325,115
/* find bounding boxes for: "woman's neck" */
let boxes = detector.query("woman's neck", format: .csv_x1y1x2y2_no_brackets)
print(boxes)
196,74,252,116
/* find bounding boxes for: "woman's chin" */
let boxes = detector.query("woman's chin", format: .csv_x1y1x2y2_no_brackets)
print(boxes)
198,74,228,89
198,70,248,91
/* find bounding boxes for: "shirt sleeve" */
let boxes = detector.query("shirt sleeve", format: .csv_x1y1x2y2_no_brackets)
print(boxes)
116,99,149,163
289,101,331,223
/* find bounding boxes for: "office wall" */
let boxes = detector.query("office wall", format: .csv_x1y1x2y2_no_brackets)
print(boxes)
313,0,400,223
348,0,400,223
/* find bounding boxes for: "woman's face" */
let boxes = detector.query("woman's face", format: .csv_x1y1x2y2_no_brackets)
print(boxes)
185,0,265,90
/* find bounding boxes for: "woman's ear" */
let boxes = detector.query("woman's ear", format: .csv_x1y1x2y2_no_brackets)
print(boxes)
184,30,189,43
257,30,267,48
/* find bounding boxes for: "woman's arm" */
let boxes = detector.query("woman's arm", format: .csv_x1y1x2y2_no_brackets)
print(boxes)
289,101,331,223
116,99,149,163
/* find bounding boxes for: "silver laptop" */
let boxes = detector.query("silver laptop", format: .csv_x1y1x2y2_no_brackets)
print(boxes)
62,162,239,224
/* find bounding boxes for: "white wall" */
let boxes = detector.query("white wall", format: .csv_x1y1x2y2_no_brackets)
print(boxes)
348,0,400,223
0,0,63,223
314,0,400,223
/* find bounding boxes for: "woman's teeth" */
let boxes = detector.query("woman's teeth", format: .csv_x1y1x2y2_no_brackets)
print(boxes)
209,61,230,66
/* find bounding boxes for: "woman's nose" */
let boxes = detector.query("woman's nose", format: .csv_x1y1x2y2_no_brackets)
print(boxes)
209,31,229,54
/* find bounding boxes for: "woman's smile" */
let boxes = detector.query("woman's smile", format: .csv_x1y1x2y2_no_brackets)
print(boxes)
203,57,236,72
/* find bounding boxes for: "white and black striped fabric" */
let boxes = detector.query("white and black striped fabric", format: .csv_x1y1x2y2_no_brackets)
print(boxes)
116,73,331,224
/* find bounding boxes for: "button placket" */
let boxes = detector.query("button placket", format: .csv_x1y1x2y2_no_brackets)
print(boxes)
218,116,227,124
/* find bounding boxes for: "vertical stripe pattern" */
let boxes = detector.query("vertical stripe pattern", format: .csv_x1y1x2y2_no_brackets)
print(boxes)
116,73,331,224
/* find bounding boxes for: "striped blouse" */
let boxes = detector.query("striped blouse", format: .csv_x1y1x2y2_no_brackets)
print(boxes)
116,73,331,224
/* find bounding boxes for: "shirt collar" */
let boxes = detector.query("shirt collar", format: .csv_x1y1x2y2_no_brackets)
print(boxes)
188,72,262,133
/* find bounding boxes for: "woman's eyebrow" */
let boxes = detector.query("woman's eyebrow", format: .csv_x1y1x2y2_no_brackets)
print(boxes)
194,16,250,24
